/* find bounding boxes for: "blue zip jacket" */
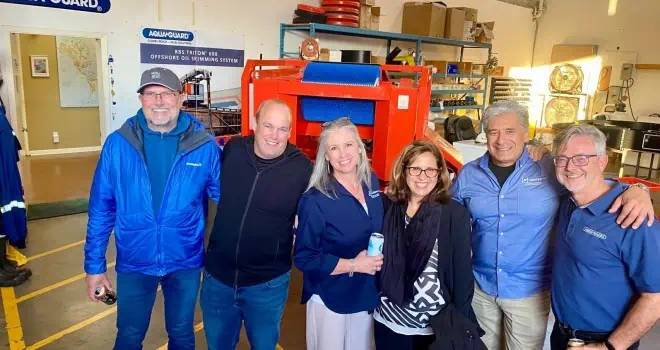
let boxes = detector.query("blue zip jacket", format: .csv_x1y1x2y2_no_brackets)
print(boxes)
0,104,27,248
84,110,221,276
294,172,383,314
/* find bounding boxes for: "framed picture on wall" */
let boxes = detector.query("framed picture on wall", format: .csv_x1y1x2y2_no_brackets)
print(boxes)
30,56,49,77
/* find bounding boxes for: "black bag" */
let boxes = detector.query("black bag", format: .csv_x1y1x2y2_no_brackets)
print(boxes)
444,116,477,143
430,303,487,350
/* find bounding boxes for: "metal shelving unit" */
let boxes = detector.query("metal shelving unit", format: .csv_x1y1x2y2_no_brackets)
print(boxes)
279,23,492,113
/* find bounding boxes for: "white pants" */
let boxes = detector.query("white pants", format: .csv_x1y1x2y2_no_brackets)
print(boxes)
306,301,375,350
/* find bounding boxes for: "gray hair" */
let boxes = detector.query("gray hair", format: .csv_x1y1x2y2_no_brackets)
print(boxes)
481,100,529,131
307,118,372,198
552,124,607,156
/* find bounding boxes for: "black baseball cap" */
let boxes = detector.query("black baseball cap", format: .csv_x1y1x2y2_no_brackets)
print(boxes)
137,67,181,93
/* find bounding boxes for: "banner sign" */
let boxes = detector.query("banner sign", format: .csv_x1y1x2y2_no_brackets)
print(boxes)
140,27,244,68
0,0,111,13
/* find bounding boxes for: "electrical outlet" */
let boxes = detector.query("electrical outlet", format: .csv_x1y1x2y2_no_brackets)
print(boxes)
53,132,60,144
620,63,633,81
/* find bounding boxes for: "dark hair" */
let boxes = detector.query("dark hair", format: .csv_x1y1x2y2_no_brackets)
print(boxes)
387,140,451,204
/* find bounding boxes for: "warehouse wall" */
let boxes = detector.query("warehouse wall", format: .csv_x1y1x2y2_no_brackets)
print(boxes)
0,0,535,137
534,0,660,121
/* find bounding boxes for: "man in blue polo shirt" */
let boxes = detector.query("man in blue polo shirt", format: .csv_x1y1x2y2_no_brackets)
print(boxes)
451,100,655,350
550,124,660,350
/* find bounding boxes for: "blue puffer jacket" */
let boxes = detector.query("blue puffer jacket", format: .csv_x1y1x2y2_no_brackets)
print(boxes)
84,110,221,276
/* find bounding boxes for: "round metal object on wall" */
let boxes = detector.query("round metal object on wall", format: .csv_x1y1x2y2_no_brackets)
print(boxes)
321,0,361,9
300,38,320,61
321,6,360,15
326,13,360,23
341,50,372,63
297,4,325,14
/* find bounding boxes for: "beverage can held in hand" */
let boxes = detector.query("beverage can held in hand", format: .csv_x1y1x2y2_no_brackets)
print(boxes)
95,286,117,305
567,338,585,347
367,233,384,256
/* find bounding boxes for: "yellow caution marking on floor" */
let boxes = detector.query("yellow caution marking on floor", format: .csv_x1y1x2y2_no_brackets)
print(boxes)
1,287,26,350
26,239,86,262
16,261,117,304
26,306,117,350
26,286,163,349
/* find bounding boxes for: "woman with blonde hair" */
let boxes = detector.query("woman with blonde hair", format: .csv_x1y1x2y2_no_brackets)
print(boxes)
294,117,384,350
374,140,485,350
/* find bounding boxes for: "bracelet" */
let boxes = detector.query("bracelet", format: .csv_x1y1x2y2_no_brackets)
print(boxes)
604,340,616,350
349,259,355,277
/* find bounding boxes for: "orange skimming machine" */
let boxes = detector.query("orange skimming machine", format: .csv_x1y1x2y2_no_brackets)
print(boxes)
239,59,463,182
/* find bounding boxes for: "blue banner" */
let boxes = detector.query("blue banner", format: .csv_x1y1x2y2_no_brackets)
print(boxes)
142,28,194,42
0,0,111,13
140,43,244,68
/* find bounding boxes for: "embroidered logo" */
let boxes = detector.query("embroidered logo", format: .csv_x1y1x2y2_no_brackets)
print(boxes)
583,227,607,240
151,71,161,80
368,190,381,198
522,176,546,185
186,162,202,167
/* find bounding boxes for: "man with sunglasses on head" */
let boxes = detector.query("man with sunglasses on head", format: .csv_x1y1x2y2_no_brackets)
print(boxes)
450,100,654,350
549,125,660,350
84,67,221,350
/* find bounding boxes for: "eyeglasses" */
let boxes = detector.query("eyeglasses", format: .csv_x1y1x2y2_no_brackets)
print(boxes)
553,154,599,167
407,167,439,178
141,91,178,101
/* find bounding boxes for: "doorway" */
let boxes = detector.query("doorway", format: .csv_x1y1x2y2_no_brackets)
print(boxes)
6,28,109,156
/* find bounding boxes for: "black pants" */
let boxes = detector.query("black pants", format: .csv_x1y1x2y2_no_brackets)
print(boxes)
550,321,640,350
374,320,435,350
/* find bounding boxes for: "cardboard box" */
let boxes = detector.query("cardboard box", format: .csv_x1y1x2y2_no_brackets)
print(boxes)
360,5,371,30
360,0,375,5
476,22,495,44
425,60,448,74
444,8,465,41
320,48,330,62
463,21,476,42
370,7,380,30
455,7,478,22
402,2,447,38
371,56,386,64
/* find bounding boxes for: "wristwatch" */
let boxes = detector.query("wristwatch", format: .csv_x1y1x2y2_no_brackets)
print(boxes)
604,339,616,350
630,182,650,193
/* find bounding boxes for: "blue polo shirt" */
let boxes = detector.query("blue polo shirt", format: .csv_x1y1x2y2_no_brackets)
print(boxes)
452,150,563,299
552,183,660,332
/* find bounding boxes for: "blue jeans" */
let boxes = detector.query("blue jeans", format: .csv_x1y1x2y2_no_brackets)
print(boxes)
200,269,290,350
114,268,201,350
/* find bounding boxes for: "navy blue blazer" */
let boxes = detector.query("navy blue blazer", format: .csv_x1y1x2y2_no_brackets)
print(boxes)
294,172,383,314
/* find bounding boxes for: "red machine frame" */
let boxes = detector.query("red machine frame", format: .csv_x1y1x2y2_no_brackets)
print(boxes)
239,59,462,181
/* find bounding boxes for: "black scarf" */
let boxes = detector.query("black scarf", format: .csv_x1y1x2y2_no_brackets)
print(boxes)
380,200,443,306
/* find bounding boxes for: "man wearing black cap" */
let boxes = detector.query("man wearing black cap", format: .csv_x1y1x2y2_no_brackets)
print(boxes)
84,67,221,350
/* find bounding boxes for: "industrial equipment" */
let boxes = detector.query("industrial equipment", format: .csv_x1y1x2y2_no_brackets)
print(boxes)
238,59,463,181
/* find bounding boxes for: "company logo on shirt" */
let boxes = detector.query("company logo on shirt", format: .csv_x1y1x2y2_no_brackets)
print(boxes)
186,162,202,167
583,227,607,240
522,176,546,185
368,190,381,198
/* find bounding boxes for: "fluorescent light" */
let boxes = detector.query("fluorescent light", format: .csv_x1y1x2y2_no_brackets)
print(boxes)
608,0,618,16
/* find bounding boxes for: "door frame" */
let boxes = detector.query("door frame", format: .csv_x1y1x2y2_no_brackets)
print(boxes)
0,26,111,156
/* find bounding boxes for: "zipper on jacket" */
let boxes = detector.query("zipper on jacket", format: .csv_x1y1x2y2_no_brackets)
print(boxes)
234,172,260,288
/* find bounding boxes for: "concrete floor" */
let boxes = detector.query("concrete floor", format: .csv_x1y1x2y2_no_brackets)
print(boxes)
2,155,660,349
